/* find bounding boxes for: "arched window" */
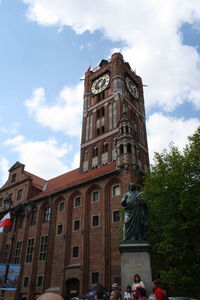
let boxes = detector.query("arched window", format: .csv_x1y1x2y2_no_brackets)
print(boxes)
89,114,93,140
96,110,100,119
127,143,132,153
108,102,116,130
101,107,104,117
93,147,98,157
119,144,124,154
85,116,89,141
83,151,88,161
102,143,108,153
85,114,93,141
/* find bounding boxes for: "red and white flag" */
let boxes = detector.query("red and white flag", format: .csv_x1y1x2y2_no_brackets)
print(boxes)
0,212,11,233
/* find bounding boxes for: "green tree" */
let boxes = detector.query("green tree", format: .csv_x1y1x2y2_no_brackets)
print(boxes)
143,126,200,298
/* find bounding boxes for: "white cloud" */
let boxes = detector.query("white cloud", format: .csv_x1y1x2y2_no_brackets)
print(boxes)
70,151,80,170
0,122,20,135
147,113,200,163
24,82,83,137
22,0,200,111
3,136,72,180
0,157,10,186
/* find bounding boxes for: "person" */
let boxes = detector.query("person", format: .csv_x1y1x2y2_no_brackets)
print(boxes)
134,286,147,300
110,289,121,300
148,294,156,300
110,283,121,300
121,183,148,243
95,284,104,300
132,274,145,292
152,281,165,300
123,285,133,300
37,292,64,300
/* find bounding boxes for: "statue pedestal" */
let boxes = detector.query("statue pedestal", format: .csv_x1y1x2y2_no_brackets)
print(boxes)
119,243,152,295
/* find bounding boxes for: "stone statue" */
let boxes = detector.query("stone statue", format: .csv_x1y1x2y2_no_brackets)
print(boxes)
121,183,148,243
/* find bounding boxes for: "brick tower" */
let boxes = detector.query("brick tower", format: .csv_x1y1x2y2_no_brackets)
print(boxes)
80,52,149,185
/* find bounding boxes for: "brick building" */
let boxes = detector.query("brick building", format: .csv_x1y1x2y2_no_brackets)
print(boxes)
0,53,149,299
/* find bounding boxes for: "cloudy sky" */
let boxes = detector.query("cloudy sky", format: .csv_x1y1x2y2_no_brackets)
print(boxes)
0,0,200,186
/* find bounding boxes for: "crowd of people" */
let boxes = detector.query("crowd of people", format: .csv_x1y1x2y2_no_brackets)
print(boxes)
123,274,166,300
36,274,166,300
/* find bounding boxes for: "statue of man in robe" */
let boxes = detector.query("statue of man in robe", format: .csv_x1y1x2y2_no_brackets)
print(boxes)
121,183,148,244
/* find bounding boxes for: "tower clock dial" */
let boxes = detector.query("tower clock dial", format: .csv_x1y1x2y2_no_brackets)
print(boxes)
91,74,110,94
126,77,139,99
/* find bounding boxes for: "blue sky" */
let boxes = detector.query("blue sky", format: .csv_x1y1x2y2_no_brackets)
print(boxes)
0,0,200,186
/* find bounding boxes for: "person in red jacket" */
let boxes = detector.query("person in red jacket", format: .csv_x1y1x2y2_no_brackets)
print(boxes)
152,281,166,300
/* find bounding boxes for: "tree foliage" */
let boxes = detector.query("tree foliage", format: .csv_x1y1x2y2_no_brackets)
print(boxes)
143,126,200,298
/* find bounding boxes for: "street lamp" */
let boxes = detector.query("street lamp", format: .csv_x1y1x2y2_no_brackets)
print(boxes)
3,197,13,211
25,202,36,216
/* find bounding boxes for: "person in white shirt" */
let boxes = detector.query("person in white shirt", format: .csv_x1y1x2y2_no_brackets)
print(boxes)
123,285,133,300
132,274,145,291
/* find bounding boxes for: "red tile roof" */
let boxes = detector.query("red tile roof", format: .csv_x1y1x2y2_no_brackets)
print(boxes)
24,171,47,191
30,162,117,200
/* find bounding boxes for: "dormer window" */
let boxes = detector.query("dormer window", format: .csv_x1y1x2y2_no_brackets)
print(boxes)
11,173,16,183
17,189,23,201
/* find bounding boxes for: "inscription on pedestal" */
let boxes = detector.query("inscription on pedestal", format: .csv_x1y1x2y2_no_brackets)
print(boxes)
119,243,152,295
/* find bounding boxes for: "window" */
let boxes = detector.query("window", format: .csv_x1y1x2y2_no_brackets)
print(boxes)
58,202,64,212
3,244,10,263
112,185,120,196
73,220,80,231
11,173,16,183
92,147,98,157
0,197,3,207
72,246,79,258
17,189,23,201
14,241,22,264
25,239,34,263
57,224,63,235
74,196,81,208
37,276,43,288
30,210,37,225
43,206,51,222
127,143,132,153
39,236,48,261
85,114,93,141
102,143,108,153
108,102,116,130
92,272,99,284
23,277,29,288
92,191,99,203
119,144,124,154
92,215,99,227
113,211,120,223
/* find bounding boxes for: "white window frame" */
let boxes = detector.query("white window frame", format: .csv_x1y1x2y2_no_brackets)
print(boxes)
73,219,81,232
72,246,79,258
112,184,120,197
57,224,63,235
91,214,100,228
91,190,100,203
74,196,81,208
112,210,121,223
58,201,64,212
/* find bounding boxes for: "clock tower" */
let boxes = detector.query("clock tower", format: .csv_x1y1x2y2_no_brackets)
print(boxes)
80,52,149,184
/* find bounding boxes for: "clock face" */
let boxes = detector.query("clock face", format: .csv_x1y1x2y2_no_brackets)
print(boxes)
91,74,110,94
126,77,139,99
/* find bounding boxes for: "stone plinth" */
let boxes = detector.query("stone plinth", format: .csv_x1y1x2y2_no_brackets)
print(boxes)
119,243,152,295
